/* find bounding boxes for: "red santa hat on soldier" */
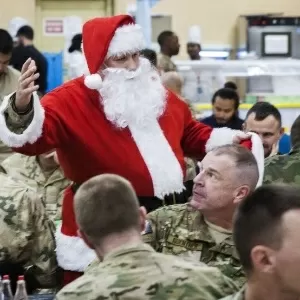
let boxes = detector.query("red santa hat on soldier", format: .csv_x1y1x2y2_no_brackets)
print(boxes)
83,14,146,90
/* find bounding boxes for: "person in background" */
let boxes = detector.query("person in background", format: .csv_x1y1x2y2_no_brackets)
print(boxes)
222,184,300,300
143,144,262,287
0,150,70,221
264,115,300,185
161,71,183,96
67,33,89,80
243,102,283,158
200,86,244,130
0,172,57,293
140,48,157,68
0,29,20,162
157,30,180,73
0,29,20,102
183,26,226,103
161,71,196,197
10,25,48,96
57,174,239,300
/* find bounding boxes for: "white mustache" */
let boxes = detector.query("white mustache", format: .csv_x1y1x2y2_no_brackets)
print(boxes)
103,67,142,80
102,58,152,80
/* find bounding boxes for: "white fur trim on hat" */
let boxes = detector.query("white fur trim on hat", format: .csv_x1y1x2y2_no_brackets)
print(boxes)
107,23,146,58
205,128,264,188
0,92,45,147
55,225,97,272
84,74,103,89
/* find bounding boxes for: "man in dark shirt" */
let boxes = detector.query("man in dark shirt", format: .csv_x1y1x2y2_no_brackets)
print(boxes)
200,86,244,130
10,25,48,96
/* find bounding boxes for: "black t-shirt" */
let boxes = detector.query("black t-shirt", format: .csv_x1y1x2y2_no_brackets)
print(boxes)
10,45,48,95
200,114,244,130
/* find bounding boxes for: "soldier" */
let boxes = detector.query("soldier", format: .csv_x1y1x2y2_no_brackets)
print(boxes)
157,30,179,73
143,144,260,287
0,172,57,291
243,102,284,158
0,29,20,162
221,184,300,300
264,115,300,185
56,174,239,300
1,150,70,221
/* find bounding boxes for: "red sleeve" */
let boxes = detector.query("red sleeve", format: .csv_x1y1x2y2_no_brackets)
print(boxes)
3,92,70,156
181,103,213,160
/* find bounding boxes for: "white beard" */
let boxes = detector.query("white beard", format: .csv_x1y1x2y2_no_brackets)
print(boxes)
96,57,184,198
99,57,167,128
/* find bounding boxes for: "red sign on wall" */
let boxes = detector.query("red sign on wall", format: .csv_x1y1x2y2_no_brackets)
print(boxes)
43,18,64,36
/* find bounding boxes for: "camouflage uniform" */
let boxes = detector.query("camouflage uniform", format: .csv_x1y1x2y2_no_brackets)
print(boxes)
263,147,300,185
0,172,57,287
220,287,245,300
1,153,70,221
157,53,177,73
143,204,245,287
57,243,238,300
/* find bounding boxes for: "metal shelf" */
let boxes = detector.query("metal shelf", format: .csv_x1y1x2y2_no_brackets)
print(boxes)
175,59,300,77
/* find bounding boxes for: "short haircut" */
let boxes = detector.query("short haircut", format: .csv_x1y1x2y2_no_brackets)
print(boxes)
16,25,34,40
234,184,300,273
140,48,157,67
212,88,240,110
211,144,259,190
246,102,282,127
74,174,140,245
224,81,237,91
157,31,174,47
0,29,13,55
290,115,300,147
68,33,82,53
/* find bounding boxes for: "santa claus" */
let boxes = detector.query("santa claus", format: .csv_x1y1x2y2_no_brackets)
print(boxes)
0,15,264,285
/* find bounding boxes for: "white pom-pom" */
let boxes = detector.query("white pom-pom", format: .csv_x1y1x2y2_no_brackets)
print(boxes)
84,74,102,90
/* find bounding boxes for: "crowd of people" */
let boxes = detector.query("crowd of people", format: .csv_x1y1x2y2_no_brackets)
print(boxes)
0,14,299,300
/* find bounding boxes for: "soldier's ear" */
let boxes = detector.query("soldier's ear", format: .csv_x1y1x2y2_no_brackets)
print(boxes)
77,229,95,249
139,206,147,232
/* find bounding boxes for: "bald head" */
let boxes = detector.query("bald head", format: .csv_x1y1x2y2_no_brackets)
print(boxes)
161,71,183,96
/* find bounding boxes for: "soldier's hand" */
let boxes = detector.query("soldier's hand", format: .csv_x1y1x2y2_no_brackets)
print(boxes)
15,58,40,111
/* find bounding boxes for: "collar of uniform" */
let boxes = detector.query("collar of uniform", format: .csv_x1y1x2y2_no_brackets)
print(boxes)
182,206,215,243
103,242,154,262
289,145,300,155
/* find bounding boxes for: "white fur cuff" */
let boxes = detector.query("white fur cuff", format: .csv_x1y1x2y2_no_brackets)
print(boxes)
205,128,239,153
55,225,97,272
0,92,45,148
107,24,146,58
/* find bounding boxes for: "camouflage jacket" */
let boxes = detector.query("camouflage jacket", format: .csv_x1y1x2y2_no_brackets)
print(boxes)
143,204,245,287
57,243,238,300
263,147,300,185
220,287,245,300
0,173,57,287
157,53,177,73
1,153,70,221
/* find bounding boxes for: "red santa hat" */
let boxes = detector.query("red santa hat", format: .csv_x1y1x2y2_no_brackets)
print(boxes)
82,15,146,90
